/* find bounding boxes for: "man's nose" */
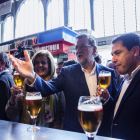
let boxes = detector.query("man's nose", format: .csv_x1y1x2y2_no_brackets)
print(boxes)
112,55,116,63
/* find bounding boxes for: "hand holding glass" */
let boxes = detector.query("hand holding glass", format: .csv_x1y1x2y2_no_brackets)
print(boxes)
98,71,111,91
78,96,103,140
14,71,25,96
26,92,42,132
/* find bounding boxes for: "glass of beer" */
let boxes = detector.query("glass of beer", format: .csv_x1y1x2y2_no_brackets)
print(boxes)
78,96,103,140
25,92,42,132
13,71,25,96
98,71,111,91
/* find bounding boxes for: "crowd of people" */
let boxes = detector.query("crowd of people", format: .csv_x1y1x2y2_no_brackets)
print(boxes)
0,32,140,140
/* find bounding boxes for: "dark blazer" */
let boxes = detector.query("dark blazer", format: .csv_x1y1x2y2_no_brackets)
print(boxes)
34,63,118,134
0,71,15,120
111,70,140,140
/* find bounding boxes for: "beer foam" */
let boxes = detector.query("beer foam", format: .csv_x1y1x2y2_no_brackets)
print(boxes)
78,104,102,112
14,72,20,75
26,96,42,100
99,74,111,77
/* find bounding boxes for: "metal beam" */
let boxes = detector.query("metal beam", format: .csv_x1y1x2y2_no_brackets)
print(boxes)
63,0,68,27
90,0,94,30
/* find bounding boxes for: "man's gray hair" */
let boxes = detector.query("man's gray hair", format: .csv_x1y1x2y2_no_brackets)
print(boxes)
76,34,96,47
0,52,11,68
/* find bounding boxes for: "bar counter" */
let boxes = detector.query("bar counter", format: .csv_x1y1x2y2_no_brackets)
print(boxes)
0,120,123,140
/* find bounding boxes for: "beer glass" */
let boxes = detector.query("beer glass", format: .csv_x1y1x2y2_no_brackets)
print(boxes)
98,71,111,91
13,71,25,96
78,96,103,140
26,92,42,132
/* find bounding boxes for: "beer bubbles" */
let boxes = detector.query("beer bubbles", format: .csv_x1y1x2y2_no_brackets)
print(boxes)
98,71,111,90
13,71,25,96
25,92,42,132
77,96,103,139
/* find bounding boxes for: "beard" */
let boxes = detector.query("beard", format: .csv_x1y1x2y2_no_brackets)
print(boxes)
78,58,88,66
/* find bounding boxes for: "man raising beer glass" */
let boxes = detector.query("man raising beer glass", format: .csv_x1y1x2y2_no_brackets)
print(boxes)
97,33,140,140
8,34,118,137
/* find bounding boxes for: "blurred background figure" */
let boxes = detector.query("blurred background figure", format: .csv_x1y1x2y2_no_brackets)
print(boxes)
6,50,65,129
11,68,15,76
94,54,102,64
56,61,64,75
63,60,77,67
0,52,15,121
106,60,124,88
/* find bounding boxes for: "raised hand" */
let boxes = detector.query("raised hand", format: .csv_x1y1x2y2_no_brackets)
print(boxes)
8,50,35,83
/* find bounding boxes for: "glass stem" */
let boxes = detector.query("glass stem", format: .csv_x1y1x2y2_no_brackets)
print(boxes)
88,137,94,140
32,117,37,128
18,91,20,95
100,88,107,101
101,88,104,92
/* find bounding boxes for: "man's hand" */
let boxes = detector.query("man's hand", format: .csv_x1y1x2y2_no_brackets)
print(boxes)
8,50,35,83
96,85,110,102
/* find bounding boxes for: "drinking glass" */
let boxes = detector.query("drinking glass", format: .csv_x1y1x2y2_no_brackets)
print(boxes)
26,92,42,132
13,71,25,96
78,96,103,140
98,71,111,92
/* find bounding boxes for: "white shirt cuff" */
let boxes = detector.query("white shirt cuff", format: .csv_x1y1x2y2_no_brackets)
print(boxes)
25,74,37,87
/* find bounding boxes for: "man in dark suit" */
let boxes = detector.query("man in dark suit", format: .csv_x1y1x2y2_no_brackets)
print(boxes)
9,34,118,135
0,52,15,120
99,33,140,140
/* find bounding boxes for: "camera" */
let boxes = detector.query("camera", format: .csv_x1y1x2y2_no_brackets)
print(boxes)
15,46,33,59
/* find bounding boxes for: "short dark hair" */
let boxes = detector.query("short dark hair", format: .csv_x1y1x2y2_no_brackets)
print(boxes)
94,54,101,63
0,52,11,68
57,61,64,65
63,60,77,67
76,34,96,47
112,33,140,51
106,60,112,66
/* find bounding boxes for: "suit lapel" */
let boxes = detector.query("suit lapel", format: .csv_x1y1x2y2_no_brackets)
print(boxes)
114,70,140,119
73,64,90,96
73,63,103,96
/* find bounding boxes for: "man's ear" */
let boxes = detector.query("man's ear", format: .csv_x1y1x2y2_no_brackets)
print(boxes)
93,46,97,55
133,46,140,57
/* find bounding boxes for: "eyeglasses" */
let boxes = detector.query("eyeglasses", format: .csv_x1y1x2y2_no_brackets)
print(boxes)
75,45,92,50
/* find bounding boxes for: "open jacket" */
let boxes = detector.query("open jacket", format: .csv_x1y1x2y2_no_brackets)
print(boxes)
110,70,140,140
0,71,15,121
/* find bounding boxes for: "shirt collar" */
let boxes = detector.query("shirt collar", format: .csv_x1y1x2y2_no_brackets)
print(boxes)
131,65,140,79
81,62,96,75
0,69,9,75
124,65,140,81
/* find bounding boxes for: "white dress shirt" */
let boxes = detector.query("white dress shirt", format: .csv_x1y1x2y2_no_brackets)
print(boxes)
81,63,97,96
114,65,140,117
